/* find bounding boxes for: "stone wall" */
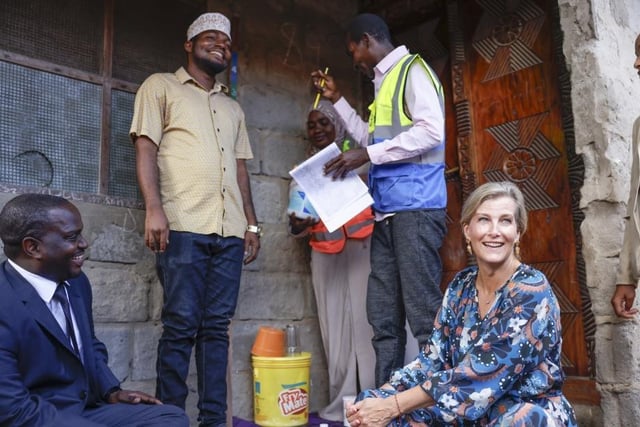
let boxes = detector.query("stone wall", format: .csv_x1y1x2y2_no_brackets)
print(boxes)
558,0,640,426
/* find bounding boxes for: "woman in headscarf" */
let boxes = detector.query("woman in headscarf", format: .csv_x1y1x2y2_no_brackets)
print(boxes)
288,99,376,421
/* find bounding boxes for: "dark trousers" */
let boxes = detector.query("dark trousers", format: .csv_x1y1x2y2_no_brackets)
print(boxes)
367,209,446,386
60,402,189,426
155,231,244,427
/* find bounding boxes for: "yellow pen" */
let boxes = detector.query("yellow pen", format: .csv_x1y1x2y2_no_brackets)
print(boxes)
313,67,330,109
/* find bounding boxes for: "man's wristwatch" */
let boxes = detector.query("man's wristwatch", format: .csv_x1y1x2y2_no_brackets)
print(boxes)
246,224,262,235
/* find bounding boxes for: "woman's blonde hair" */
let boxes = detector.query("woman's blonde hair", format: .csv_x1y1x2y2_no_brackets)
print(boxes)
460,181,528,235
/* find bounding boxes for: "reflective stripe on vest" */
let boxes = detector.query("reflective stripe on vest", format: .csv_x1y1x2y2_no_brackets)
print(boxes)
311,228,345,242
309,208,374,254
345,217,374,237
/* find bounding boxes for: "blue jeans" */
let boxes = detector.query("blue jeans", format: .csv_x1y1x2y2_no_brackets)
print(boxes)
367,209,446,386
155,231,244,427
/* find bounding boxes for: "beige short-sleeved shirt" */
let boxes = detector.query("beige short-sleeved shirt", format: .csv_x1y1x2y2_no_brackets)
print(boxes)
130,67,253,238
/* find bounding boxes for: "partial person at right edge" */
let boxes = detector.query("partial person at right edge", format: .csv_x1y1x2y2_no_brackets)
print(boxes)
611,32,640,319
311,13,447,387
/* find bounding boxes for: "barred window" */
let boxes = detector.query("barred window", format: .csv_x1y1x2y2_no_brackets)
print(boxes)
0,0,204,203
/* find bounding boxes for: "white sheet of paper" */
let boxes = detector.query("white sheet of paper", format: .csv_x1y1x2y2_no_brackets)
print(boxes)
289,144,373,232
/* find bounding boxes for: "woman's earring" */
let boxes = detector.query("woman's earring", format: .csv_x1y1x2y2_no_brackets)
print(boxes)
515,240,521,259
466,239,472,255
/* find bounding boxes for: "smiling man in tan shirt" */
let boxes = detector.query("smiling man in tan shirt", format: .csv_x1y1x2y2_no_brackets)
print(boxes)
129,12,260,427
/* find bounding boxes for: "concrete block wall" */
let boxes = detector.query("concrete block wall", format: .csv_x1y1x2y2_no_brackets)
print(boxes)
557,0,640,425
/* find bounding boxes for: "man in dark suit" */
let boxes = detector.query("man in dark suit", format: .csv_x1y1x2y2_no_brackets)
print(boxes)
0,194,189,426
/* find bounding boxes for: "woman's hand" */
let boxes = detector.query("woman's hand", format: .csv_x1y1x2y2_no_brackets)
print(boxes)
289,213,318,235
346,397,395,427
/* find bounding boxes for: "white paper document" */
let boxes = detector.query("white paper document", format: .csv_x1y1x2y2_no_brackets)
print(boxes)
289,144,373,232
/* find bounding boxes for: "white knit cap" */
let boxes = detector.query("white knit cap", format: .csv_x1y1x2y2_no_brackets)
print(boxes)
187,13,231,41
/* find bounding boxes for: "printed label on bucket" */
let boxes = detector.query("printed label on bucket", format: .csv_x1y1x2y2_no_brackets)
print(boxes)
278,387,308,416
253,352,311,427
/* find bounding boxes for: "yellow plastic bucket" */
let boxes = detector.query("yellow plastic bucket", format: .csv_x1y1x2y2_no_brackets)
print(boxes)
252,352,311,427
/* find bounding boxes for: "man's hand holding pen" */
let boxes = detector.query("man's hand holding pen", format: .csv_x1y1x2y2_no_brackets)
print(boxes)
311,69,341,104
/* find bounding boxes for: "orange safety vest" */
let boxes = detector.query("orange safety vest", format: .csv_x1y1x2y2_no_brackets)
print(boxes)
308,207,374,254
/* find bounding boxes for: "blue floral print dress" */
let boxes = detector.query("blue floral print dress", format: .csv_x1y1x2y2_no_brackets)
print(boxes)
357,264,577,426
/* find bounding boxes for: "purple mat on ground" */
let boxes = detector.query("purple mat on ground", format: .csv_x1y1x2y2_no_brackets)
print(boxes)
233,412,343,427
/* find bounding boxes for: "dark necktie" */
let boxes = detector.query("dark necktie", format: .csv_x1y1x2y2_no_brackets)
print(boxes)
52,283,80,357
